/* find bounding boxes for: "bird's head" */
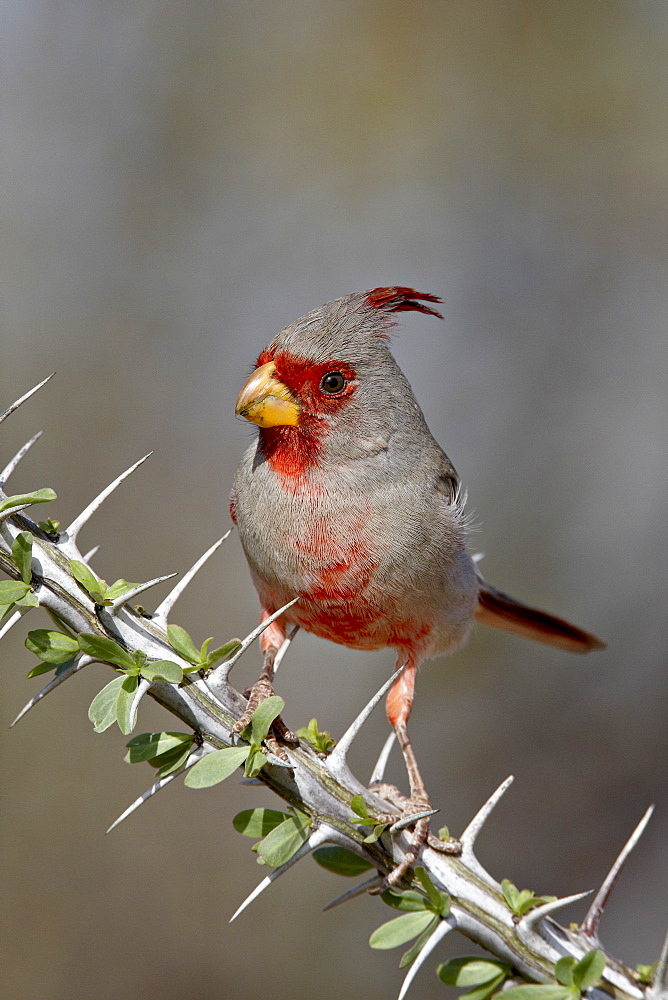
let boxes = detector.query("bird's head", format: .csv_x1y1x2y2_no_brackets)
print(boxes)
235,287,443,477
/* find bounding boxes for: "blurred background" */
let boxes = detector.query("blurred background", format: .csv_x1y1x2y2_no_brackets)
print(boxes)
1,2,666,998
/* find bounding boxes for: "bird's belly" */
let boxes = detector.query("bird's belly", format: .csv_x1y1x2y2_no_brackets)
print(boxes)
235,459,477,660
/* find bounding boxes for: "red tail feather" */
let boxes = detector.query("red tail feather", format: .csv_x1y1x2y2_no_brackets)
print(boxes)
475,582,606,653
366,287,443,319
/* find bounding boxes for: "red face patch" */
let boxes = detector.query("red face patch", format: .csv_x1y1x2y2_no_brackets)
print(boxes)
254,350,358,483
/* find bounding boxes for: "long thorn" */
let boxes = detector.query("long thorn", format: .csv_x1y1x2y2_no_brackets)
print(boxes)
106,748,205,833
390,808,439,833
229,825,330,923
82,545,100,564
398,918,454,1000
518,891,593,937
0,608,25,640
369,732,396,785
328,664,407,772
0,430,43,486
63,454,152,543
0,374,55,426
211,597,300,684
10,655,92,727
153,532,231,622
108,574,177,614
460,776,514,851
272,625,299,676
322,874,385,911
582,805,654,941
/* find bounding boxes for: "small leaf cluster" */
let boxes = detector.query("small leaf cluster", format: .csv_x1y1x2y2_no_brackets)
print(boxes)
295,717,336,754
497,950,606,1000
501,878,557,916
437,957,510,1000
25,626,79,678
70,560,137,607
634,962,658,985
350,794,388,843
371,867,451,969
167,624,240,673
0,533,39,621
233,806,311,867
184,696,286,787
81,634,184,735
125,731,195,778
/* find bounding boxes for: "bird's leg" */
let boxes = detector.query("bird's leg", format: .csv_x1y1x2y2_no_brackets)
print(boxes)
374,661,460,887
231,611,298,754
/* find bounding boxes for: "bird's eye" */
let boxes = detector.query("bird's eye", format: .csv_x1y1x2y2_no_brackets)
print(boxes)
320,371,347,394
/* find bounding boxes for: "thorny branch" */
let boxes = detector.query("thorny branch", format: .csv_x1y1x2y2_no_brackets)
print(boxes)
0,379,665,1000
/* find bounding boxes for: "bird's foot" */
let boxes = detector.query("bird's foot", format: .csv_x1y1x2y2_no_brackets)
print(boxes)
369,782,461,888
232,677,299,763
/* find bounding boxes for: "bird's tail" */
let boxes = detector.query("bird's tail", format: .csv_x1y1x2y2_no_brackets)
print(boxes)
474,577,606,653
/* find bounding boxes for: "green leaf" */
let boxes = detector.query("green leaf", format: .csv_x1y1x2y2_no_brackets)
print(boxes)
140,659,183,684
104,579,138,601
369,910,435,950
70,560,104,597
166,624,201,665
78,633,136,671
256,812,310,867
0,580,30,604
116,674,139,734
154,742,193,777
571,950,605,992
0,488,56,513
362,824,388,843
17,591,39,608
184,747,249,788
202,639,241,669
26,629,79,664
459,974,508,1000
244,746,268,778
436,957,510,987
398,915,439,969
88,676,126,733
0,603,15,621
494,987,577,1000
248,696,285,745
312,846,374,877
233,808,292,838
295,717,336,754
350,794,372,822
415,865,450,915
27,661,56,678
12,532,33,583
555,957,575,988
125,731,194,763
380,889,430,912
38,518,60,534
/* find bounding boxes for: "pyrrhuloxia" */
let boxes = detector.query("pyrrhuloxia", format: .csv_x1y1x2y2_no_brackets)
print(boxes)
232,287,604,881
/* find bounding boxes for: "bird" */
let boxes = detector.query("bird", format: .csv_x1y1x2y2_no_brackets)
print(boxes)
231,286,605,883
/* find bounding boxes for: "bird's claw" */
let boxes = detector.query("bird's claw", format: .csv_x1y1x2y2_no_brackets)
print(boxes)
232,677,299,762
367,782,460,887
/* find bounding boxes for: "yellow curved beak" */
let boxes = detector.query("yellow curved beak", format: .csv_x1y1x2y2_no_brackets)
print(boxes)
235,361,301,428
